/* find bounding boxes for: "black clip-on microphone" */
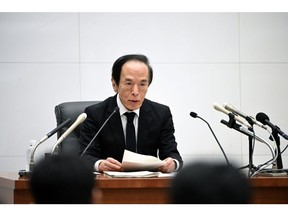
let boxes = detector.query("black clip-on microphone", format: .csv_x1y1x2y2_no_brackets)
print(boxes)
190,111,229,165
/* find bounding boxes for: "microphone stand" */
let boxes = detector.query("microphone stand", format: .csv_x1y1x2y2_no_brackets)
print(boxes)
271,126,283,170
247,133,255,176
245,116,256,177
220,113,257,177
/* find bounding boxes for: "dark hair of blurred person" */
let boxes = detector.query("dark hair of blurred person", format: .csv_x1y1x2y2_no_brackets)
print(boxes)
29,154,97,204
170,161,251,204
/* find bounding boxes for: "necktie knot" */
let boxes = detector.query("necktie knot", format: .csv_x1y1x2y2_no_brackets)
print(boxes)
124,112,136,123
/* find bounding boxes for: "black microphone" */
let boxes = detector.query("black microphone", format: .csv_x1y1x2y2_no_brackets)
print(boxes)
80,107,119,157
220,119,268,144
256,112,288,140
40,118,71,143
19,118,71,176
190,111,229,165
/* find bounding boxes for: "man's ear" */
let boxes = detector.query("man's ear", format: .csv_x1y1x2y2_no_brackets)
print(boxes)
111,78,118,93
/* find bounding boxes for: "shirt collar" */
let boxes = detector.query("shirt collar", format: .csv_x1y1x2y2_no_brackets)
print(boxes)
116,94,140,116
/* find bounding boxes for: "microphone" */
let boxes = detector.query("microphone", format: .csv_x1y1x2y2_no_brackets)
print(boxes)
224,103,267,129
213,103,251,128
220,119,267,144
220,119,276,165
39,118,71,144
51,113,87,154
256,112,288,140
80,107,119,157
190,111,229,165
21,118,71,175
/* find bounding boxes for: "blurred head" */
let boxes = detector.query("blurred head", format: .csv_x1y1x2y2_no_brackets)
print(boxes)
29,155,96,204
111,54,153,111
170,161,251,204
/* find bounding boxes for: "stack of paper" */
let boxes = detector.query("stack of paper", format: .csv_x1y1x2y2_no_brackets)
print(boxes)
104,171,161,178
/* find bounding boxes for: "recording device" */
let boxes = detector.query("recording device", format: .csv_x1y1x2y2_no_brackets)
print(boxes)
19,118,71,176
80,107,119,157
213,103,251,128
51,113,87,155
256,112,288,140
224,103,267,129
190,111,229,165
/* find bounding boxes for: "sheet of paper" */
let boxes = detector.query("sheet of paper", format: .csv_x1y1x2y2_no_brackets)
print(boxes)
122,150,165,171
104,171,161,178
158,172,176,177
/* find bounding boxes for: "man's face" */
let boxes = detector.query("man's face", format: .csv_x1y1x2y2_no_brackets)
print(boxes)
112,60,149,111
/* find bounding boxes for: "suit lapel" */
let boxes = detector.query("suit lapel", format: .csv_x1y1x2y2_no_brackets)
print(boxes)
138,100,152,148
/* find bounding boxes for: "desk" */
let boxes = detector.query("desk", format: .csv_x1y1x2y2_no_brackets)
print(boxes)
250,176,288,204
1,172,288,204
0,172,171,204
96,174,171,204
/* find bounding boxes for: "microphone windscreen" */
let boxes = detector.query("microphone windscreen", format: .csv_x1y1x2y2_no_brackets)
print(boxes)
256,112,269,125
190,112,198,118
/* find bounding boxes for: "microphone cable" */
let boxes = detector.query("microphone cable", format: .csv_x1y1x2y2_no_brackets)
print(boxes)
250,128,279,177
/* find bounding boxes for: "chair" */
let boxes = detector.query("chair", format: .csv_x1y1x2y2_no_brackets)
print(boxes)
54,101,101,155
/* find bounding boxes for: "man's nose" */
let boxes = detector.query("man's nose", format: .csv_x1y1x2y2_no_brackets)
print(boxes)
131,83,139,95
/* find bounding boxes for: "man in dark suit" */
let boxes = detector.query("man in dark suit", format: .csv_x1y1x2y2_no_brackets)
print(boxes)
79,54,183,173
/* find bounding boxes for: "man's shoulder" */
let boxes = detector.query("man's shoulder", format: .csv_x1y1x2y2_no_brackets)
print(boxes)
143,98,170,113
144,98,169,108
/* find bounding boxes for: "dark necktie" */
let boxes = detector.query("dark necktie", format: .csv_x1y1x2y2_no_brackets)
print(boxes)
124,112,136,152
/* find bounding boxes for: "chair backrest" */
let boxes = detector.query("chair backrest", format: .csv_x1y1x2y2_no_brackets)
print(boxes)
54,101,101,155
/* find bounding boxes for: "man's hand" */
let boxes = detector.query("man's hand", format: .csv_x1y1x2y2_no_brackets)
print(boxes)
157,157,176,173
98,157,123,172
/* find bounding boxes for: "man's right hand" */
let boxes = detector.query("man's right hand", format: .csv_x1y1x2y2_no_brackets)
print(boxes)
98,157,123,172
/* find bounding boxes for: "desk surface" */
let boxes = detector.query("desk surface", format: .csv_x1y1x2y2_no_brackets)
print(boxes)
1,172,288,204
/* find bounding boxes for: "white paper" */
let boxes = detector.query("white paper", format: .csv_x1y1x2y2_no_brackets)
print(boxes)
122,150,165,171
104,171,161,178
158,172,176,178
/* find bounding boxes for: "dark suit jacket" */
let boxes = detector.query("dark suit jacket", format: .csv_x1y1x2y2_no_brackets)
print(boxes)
79,94,183,170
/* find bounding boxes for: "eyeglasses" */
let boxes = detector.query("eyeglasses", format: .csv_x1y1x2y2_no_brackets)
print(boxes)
121,80,149,91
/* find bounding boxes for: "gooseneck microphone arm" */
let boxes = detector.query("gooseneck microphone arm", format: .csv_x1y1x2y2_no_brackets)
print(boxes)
220,119,266,144
220,119,275,158
29,118,71,172
190,112,229,165
80,107,119,157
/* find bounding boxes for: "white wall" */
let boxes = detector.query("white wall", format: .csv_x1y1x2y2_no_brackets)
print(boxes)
1,12,288,173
